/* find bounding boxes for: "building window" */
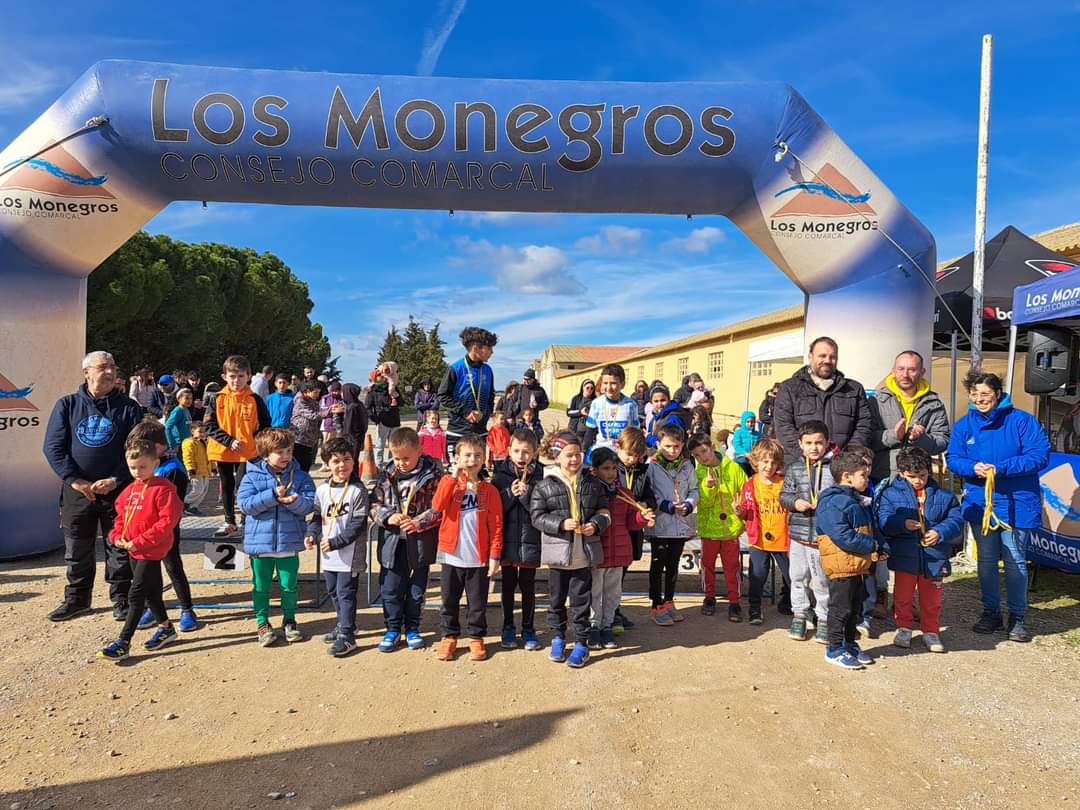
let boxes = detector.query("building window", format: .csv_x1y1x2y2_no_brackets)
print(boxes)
750,361,773,377
677,356,689,379
654,362,664,381
637,365,645,382
708,351,724,379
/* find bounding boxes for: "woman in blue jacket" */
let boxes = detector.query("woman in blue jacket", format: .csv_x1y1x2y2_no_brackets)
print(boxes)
946,371,1050,642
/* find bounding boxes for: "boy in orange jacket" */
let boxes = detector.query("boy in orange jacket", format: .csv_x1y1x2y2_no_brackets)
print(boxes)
432,434,503,662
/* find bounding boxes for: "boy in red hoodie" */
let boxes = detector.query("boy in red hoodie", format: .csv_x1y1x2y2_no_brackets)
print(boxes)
431,434,503,662
98,440,184,661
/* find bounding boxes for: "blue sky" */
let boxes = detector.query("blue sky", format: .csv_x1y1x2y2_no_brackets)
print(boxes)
2,1,1079,383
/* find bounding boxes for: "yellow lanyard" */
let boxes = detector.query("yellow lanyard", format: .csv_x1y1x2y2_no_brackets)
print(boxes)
463,357,481,411
805,458,822,507
982,468,1012,534
120,481,148,541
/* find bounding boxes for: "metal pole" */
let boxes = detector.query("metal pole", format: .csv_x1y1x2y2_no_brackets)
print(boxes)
970,34,993,371
1005,324,1018,394
950,331,959,420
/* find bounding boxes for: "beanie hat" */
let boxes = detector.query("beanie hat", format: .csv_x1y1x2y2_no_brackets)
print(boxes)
547,431,580,458
649,382,670,400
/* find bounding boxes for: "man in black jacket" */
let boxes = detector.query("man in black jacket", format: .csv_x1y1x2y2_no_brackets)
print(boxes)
42,351,144,622
773,336,872,460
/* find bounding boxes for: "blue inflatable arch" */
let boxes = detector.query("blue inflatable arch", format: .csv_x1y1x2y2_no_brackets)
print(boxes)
0,61,934,557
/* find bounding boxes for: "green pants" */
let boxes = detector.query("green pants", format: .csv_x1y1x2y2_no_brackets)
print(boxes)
251,555,300,625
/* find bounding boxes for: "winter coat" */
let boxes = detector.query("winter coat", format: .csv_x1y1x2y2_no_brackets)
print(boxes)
340,383,369,451
644,456,699,539
695,456,747,538
432,474,503,563
266,391,295,429
365,381,400,429
181,437,211,478
815,484,882,579
773,366,872,459
875,475,963,579
645,402,693,448
438,356,495,437
43,384,145,487
530,468,611,568
869,379,951,479
320,392,345,433
779,458,835,546
108,477,183,561
164,402,191,449
567,391,594,437
414,387,439,425
290,394,321,448
736,475,789,552
237,458,317,555
206,386,271,463
491,459,544,565
946,394,1050,529
597,485,648,568
731,410,761,462
371,455,444,569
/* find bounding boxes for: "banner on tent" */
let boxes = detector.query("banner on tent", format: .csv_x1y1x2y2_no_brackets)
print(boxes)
1034,452,1080,573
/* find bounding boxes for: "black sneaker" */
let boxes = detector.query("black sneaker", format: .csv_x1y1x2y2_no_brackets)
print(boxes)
728,603,743,623
973,610,1004,634
1007,614,1030,643
47,601,90,622
701,596,717,616
748,608,763,625
112,603,129,622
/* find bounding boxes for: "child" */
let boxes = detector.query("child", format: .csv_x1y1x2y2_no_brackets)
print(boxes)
582,363,639,462
419,409,449,464
736,438,793,625
181,421,212,515
689,433,748,620
206,355,272,538
780,420,833,643
589,447,653,648
164,388,193,450
816,450,887,670
289,380,322,472
432,435,503,662
237,427,317,647
491,428,544,650
266,374,295,429
305,437,370,657
645,423,699,626
97,441,184,661
438,326,497,460
731,410,761,473
530,432,611,668
371,427,444,651
613,427,656,633
486,410,511,465
876,446,962,653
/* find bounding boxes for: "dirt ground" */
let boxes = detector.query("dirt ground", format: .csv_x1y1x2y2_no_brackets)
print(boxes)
3,424,1080,809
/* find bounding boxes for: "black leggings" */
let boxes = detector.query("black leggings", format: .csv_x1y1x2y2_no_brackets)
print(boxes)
161,528,193,610
121,559,168,643
500,565,537,631
218,461,245,526
648,538,686,607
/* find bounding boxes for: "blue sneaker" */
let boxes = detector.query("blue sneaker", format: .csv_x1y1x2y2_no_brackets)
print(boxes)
97,639,129,662
178,610,198,633
825,646,863,670
501,627,518,649
137,608,154,630
846,642,874,665
144,625,177,651
566,642,590,668
378,631,402,652
549,635,567,663
405,630,424,650
522,630,541,651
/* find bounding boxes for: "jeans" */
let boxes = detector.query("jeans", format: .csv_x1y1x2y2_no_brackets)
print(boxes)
121,558,167,643
826,575,865,649
548,567,592,643
648,538,685,607
251,555,300,625
748,547,791,611
500,564,537,631
971,523,1030,617
324,570,359,639
380,540,430,632
440,565,489,638
60,486,131,607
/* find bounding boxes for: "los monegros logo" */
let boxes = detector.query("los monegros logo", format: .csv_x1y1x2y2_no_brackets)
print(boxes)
0,142,120,220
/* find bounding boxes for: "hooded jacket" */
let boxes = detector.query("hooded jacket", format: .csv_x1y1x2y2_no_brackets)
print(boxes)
44,384,145,486
779,457,835,546
529,467,611,568
815,484,883,579
289,393,321,448
773,366,872,459
237,457,317,555
731,410,761,462
875,475,963,578
491,458,544,565
644,455,699,539
695,455,747,538
206,386,271,463
371,454,444,569
108,477,183,561
946,394,1050,529
869,377,951,479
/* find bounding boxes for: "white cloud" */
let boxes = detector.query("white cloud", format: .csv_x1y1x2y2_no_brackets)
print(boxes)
416,0,468,76
0,60,65,107
455,238,583,295
575,225,645,255
663,226,725,253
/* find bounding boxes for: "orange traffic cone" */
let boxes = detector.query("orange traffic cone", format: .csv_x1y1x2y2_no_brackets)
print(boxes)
360,433,379,487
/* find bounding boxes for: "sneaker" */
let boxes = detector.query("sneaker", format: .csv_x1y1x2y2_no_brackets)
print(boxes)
406,630,425,650
436,637,458,661
813,623,829,645
701,596,717,616
923,632,946,653
522,630,541,651
1007,614,1030,643
213,524,239,538
652,606,674,627
748,608,763,626
846,642,873,665
322,628,339,644
566,641,590,668
728,603,742,623
665,601,685,623
856,620,871,638
825,646,863,670
601,629,617,649
257,623,276,647
788,617,807,640
97,639,129,662
178,610,198,633
378,631,402,653
329,636,357,657
894,627,912,648
144,625,177,651
973,610,1004,634
47,601,90,622
282,622,305,643
468,638,487,661
501,627,518,649
112,603,129,622
587,628,603,650
137,608,155,630
549,635,567,663
615,609,634,629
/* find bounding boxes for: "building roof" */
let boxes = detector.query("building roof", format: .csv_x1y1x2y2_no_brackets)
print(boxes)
547,344,650,365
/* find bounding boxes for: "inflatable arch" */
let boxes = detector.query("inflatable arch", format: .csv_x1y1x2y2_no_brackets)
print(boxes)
0,61,934,558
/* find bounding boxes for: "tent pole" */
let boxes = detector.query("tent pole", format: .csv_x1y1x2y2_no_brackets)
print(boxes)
950,331,959,419
1005,324,1018,394
970,33,993,371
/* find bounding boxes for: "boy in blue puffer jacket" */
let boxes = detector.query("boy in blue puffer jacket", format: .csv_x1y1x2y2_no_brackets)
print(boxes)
238,427,317,647
875,447,962,653
731,410,761,473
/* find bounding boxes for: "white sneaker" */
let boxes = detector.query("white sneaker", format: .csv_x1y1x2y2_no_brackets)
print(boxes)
923,632,946,653
894,627,912,648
